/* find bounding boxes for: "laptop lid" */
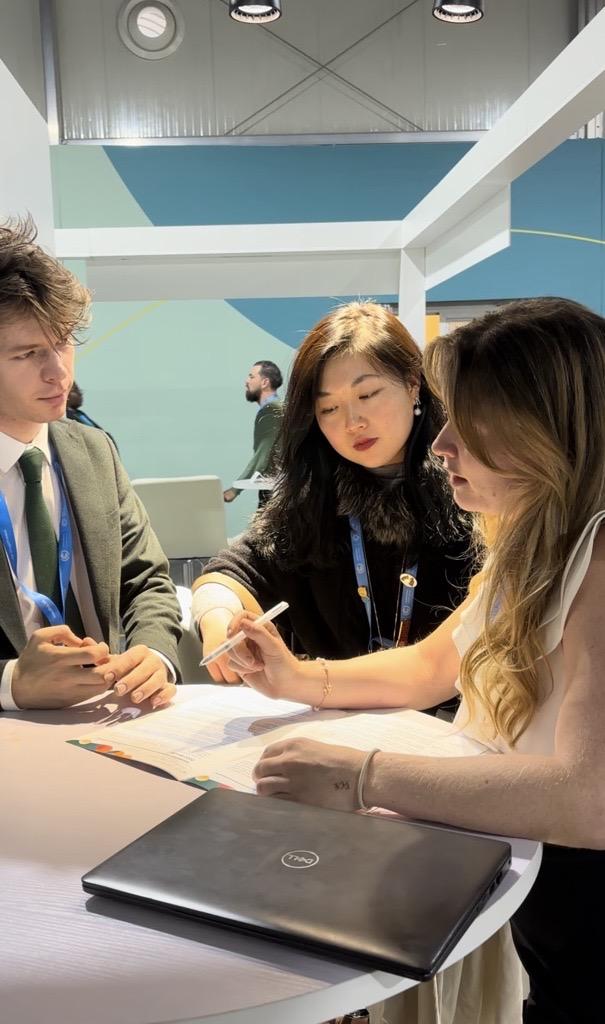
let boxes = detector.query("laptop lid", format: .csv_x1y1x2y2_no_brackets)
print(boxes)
82,789,511,981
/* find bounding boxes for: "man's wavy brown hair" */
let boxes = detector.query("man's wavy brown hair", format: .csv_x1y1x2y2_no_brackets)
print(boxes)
0,216,90,342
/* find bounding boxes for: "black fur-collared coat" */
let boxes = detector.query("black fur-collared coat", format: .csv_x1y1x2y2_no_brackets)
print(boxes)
201,461,476,661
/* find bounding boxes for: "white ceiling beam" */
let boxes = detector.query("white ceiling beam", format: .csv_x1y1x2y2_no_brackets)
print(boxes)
55,222,404,260
400,8,605,251
85,252,401,301
424,186,510,290
398,249,426,346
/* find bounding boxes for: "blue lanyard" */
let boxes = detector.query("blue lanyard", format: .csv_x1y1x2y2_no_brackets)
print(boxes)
349,515,418,650
0,454,74,626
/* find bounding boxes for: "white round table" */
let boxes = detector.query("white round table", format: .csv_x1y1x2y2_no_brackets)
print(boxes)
0,688,541,1024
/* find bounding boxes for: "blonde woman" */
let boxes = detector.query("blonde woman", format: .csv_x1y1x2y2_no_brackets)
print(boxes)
225,297,605,1023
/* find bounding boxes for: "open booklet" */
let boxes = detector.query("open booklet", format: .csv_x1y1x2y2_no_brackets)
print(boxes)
69,685,491,792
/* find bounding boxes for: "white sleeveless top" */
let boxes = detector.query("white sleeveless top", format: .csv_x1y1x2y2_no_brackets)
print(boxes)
452,510,605,756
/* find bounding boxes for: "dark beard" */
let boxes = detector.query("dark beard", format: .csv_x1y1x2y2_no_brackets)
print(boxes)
245,387,261,403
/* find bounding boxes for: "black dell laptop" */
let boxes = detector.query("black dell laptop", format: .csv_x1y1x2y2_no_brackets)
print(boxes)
82,788,511,981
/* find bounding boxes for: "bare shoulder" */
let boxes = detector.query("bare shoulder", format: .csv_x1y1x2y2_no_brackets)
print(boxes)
589,521,605,563
566,522,605,629
579,521,605,588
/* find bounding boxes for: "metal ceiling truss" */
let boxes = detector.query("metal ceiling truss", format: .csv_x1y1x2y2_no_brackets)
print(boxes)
39,0,440,145
36,0,585,146
218,0,425,135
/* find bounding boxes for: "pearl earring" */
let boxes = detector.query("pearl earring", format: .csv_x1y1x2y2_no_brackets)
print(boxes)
413,398,422,417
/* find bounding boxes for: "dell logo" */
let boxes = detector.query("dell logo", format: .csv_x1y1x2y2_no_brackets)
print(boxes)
281,850,320,869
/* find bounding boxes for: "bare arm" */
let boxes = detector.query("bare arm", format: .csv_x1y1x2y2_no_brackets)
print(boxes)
227,593,470,710
254,533,605,849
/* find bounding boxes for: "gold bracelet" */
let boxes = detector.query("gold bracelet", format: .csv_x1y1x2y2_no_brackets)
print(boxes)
357,748,380,811
312,657,331,711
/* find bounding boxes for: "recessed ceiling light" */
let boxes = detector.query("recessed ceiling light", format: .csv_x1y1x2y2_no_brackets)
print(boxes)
136,6,168,38
117,0,184,60
432,2,484,23
229,1,282,25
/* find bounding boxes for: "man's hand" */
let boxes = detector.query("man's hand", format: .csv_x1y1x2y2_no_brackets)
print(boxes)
98,645,176,708
11,625,112,710
223,488,237,503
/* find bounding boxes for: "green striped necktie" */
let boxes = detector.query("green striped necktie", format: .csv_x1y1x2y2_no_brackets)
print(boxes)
18,447,84,635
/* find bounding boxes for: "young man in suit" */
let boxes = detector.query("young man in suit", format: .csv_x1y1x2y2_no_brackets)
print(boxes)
223,360,282,508
0,218,182,711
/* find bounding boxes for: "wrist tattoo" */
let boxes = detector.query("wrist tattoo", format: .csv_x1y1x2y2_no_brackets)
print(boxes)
334,780,351,791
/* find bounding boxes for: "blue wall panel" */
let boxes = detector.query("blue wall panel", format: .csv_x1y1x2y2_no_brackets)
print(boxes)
430,141,604,308
105,143,470,225
104,140,605,315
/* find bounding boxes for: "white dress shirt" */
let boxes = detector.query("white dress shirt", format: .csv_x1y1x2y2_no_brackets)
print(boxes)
0,424,174,710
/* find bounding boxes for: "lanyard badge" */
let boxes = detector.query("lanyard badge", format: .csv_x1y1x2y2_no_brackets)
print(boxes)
349,516,418,652
395,570,418,647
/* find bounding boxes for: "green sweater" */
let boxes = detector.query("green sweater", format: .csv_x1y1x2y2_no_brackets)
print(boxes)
234,399,282,492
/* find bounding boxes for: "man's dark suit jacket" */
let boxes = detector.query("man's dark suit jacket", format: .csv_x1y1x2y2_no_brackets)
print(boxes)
0,419,182,679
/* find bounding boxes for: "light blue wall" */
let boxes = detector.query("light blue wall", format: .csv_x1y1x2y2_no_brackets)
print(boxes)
52,139,605,534
73,299,295,536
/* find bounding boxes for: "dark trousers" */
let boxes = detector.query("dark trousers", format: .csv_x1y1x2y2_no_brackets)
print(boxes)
511,843,605,1023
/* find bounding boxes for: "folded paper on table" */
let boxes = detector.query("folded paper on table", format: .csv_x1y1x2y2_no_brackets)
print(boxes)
70,685,491,791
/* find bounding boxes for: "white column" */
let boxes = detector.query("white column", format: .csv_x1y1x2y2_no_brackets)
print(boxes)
398,248,426,349
0,60,54,251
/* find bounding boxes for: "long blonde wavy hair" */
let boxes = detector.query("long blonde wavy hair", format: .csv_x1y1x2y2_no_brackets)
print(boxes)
424,297,605,746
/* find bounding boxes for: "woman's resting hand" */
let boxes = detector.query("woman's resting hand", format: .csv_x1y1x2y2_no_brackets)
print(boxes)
253,736,366,811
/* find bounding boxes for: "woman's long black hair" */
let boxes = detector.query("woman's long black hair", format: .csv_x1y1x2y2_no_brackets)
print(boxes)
253,302,462,569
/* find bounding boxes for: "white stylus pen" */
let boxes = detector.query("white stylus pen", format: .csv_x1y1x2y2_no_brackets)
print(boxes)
199,600,289,667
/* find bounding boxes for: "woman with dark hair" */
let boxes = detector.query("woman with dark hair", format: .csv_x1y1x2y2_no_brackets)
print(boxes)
227,297,605,1023
192,302,474,691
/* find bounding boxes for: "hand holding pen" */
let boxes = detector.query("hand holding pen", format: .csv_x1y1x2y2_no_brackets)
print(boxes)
200,601,289,668
215,602,308,703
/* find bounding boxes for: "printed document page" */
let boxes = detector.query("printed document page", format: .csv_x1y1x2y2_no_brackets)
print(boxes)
198,706,489,792
74,685,487,785
74,686,354,780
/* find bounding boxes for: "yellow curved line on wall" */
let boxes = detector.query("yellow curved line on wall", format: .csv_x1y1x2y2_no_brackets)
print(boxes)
512,228,605,246
76,300,167,360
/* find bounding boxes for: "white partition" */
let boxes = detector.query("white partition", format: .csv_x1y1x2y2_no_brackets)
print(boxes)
0,59,53,250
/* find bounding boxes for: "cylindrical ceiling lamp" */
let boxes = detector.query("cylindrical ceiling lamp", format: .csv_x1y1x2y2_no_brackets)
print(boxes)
432,1,484,23
229,1,282,23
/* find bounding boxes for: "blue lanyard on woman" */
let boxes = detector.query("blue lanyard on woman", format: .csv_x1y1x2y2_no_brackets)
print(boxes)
349,515,418,651
0,456,74,626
